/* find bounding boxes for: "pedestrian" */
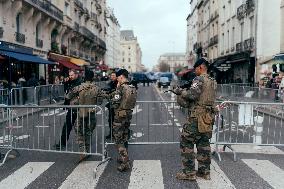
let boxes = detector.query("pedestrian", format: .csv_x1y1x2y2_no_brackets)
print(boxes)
39,76,46,85
54,69,82,150
174,58,217,181
26,73,39,87
65,70,103,158
111,69,137,172
54,76,60,85
106,71,118,139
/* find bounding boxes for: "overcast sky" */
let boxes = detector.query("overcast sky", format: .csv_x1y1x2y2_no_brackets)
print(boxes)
107,0,189,70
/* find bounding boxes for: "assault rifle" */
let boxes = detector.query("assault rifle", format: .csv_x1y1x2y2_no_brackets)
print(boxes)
164,80,193,94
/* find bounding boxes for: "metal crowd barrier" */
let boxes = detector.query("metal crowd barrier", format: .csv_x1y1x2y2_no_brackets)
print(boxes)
10,87,36,105
214,101,284,161
0,89,9,105
217,84,280,102
105,101,184,146
0,105,108,168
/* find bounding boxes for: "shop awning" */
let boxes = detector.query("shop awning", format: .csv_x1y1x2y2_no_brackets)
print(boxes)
0,50,56,64
57,59,83,70
70,58,90,66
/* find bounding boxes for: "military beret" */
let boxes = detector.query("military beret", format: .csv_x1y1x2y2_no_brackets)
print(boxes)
116,69,129,78
193,58,209,68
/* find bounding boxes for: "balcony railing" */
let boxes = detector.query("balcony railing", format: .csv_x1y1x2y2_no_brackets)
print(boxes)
237,4,246,20
91,12,98,22
36,38,43,48
15,32,25,44
209,35,218,47
26,0,63,21
98,38,106,49
74,22,79,32
70,49,78,57
80,26,95,40
236,42,243,52
246,0,255,15
79,51,83,58
244,37,254,50
95,2,102,14
0,27,3,38
74,0,83,10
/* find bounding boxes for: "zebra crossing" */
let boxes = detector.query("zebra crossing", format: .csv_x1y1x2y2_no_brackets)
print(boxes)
1,150,284,189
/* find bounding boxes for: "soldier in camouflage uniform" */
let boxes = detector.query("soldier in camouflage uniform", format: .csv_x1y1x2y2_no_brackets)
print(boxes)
111,69,137,172
174,58,217,181
66,70,102,154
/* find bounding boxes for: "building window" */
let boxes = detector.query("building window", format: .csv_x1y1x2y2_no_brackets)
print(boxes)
128,58,131,62
16,13,22,33
249,16,254,38
128,66,131,69
65,2,70,17
122,58,125,62
227,30,230,50
232,27,235,47
241,22,244,42
128,46,131,50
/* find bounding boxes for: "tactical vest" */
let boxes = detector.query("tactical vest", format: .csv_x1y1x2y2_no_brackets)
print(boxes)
119,83,137,110
196,74,217,107
78,82,100,117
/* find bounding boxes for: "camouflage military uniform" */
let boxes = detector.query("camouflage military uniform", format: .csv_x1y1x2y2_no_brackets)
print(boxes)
111,81,137,171
175,73,217,178
66,81,102,153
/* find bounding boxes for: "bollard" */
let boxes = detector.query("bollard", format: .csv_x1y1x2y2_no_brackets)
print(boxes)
254,116,264,147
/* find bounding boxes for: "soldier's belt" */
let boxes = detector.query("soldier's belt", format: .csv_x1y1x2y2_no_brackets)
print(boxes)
115,109,132,117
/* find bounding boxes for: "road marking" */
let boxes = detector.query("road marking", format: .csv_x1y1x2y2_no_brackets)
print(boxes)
0,162,54,189
197,160,236,189
230,145,284,154
40,109,60,116
59,161,107,189
0,135,29,144
242,159,284,189
35,125,50,128
133,104,143,115
176,123,181,127
128,160,164,189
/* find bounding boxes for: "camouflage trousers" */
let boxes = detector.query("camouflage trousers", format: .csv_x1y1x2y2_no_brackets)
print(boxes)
180,118,212,175
113,110,132,166
75,113,96,153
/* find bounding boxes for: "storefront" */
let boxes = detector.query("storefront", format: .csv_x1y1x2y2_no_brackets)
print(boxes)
0,41,55,87
47,52,89,83
212,52,255,84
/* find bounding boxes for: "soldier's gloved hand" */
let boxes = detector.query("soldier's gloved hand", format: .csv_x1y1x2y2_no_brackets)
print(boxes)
173,87,183,95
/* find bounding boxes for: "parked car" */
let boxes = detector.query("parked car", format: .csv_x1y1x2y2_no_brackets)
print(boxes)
160,72,173,82
157,77,170,88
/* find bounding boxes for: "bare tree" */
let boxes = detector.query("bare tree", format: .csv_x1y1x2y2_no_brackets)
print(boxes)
159,61,170,72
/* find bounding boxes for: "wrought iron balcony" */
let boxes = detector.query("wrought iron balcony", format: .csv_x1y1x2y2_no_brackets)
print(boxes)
25,0,63,21
237,4,246,20
74,22,79,32
236,42,243,52
244,37,254,50
15,32,25,44
79,51,83,58
98,38,106,49
74,0,84,10
80,26,95,40
36,38,43,48
246,0,255,15
70,49,78,57
0,27,3,38
95,2,102,14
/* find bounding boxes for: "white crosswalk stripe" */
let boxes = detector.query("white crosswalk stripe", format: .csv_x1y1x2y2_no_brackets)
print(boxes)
0,162,54,189
129,160,164,189
197,160,236,189
2,157,284,189
59,161,107,189
242,159,284,189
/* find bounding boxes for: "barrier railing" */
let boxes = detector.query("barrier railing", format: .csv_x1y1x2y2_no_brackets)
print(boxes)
0,89,9,105
214,101,284,161
10,87,36,105
0,105,108,168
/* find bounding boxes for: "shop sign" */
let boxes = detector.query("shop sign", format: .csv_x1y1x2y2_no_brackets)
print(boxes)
217,63,232,72
0,40,33,54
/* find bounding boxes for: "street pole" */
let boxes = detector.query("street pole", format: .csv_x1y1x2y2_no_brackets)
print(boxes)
254,0,258,84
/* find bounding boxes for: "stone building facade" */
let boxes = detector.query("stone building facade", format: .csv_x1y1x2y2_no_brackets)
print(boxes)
158,53,187,73
0,0,107,83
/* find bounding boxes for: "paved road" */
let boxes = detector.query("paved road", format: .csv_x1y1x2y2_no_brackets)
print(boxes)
1,83,284,189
